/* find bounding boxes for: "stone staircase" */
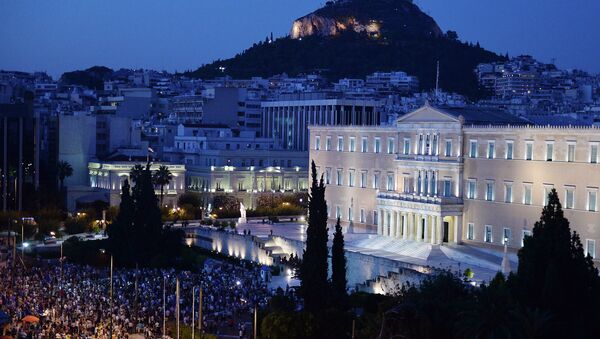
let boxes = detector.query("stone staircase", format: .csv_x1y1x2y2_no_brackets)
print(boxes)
348,235,433,260
356,267,426,294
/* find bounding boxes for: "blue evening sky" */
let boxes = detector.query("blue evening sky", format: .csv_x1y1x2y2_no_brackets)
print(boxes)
0,0,598,78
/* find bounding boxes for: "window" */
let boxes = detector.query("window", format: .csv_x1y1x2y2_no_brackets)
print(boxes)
522,230,532,247
445,140,452,157
506,141,514,160
403,176,411,193
348,207,353,222
387,174,395,191
373,210,378,225
504,183,513,203
374,138,381,153
315,136,321,150
484,225,493,243
467,180,477,199
335,206,341,219
590,144,598,163
337,136,344,151
525,142,533,160
586,239,596,259
467,223,475,240
373,173,380,189
546,142,554,161
542,185,553,206
360,209,365,223
325,168,331,185
325,136,332,151
349,137,356,152
523,184,532,205
487,141,495,159
587,190,598,211
565,187,575,209
567,143,575,162
360,172,367,188
502,228,512,245
486,181,495,201
336,169,343,186
443,179,452,197
469,140,478,158
403,138,411,155
361,137,368,153
348,171,355,187
387,138,395,154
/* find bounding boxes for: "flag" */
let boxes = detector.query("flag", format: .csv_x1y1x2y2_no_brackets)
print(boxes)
148,147,155,153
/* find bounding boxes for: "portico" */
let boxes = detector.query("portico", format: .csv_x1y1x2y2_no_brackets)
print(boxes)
376,192,463,244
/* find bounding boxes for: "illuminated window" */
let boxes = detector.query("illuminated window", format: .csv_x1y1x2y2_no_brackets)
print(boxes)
315,136,321,150
565,187,575,209
525,142,533,160
487,141,495,159
502,228,512,245
545,142,554,161
325,168,331,185
504,183,513,203
325,136,331,151
467,179,477,199
387,174,395,191
486,181,495,201
467,223,474,240
361,137,368,153
337,136,344,152
373,173,380,189
543,185,553,206
523,184,532,205
587,190,598,212
469,140,478,158
590,143,598,164
360,209,365,223
387,138,395,154
360,171,367,188
348,171,355,187
586,239,596,259
336,169,343,186
374,138,381,153
349,137,356,152
403,138,411,155
484,225,493,243
445,140,452,157
567,143,575,162
506,141,514,160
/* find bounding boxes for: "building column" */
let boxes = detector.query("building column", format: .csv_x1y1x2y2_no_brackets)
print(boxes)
407,213,413,240
396,212,402,238
454,215,463,244
430,215,437,244
389,211,396,238
402,213,408,240
423,215,429,242
416,214,423,241
437,215,443,245
377,209,383,235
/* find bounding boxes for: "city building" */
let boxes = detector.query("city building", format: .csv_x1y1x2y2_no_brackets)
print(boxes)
262,95,385,151
310,104,600,260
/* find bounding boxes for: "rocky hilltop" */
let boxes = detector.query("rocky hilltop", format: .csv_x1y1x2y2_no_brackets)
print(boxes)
290,0,442,39
188,0,504,98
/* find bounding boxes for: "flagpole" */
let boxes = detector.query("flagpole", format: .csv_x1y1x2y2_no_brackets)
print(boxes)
176,277,180,339
163,276,166,338
198,287,203,332
191,287,195,339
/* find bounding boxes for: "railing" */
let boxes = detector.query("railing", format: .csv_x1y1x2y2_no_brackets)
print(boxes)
396,154,464,163
377,191,463,205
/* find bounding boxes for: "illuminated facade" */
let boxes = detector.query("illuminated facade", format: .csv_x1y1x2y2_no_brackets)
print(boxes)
310,105,600,259
186,165,309,209
88,161,186,207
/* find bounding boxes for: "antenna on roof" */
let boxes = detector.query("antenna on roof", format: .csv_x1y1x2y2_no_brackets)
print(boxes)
435,60,440,98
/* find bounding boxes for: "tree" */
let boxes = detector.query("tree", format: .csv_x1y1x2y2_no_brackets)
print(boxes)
129,164,145,186
153,165,173,206
299,161,329,313
513,188,600,337
330,217,347,305
57,160,73,191
107,179,135,264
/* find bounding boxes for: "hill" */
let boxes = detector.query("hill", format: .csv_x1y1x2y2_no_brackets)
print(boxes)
187,0,505,98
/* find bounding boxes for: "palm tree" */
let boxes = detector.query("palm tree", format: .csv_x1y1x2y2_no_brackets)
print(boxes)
153,165,173,206
57,160,73,191
129,164,145,185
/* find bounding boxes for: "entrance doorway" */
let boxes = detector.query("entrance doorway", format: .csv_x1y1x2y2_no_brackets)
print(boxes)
443,221,449,243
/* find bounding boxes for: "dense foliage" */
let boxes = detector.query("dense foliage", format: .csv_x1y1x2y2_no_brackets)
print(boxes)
59,66,114,90
330,217,348,305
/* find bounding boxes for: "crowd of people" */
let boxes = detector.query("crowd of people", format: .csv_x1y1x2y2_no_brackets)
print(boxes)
0,258,279,338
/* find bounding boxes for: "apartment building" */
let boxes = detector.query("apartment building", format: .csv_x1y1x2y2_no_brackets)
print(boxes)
309,105,600,259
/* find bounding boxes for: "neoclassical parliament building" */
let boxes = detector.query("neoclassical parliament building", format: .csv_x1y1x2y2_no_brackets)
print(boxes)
309,105,600,260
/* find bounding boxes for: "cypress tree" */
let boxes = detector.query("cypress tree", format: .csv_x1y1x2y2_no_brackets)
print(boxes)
107,179,135,264
330,217,347,305
514,188,600,336
131,163,164,264
300,161,329,312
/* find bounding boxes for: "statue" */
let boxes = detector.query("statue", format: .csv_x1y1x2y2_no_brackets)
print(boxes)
238,202,247,225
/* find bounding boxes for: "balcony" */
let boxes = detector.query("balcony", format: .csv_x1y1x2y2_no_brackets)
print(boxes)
396,154,463,163
377,191,463,205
